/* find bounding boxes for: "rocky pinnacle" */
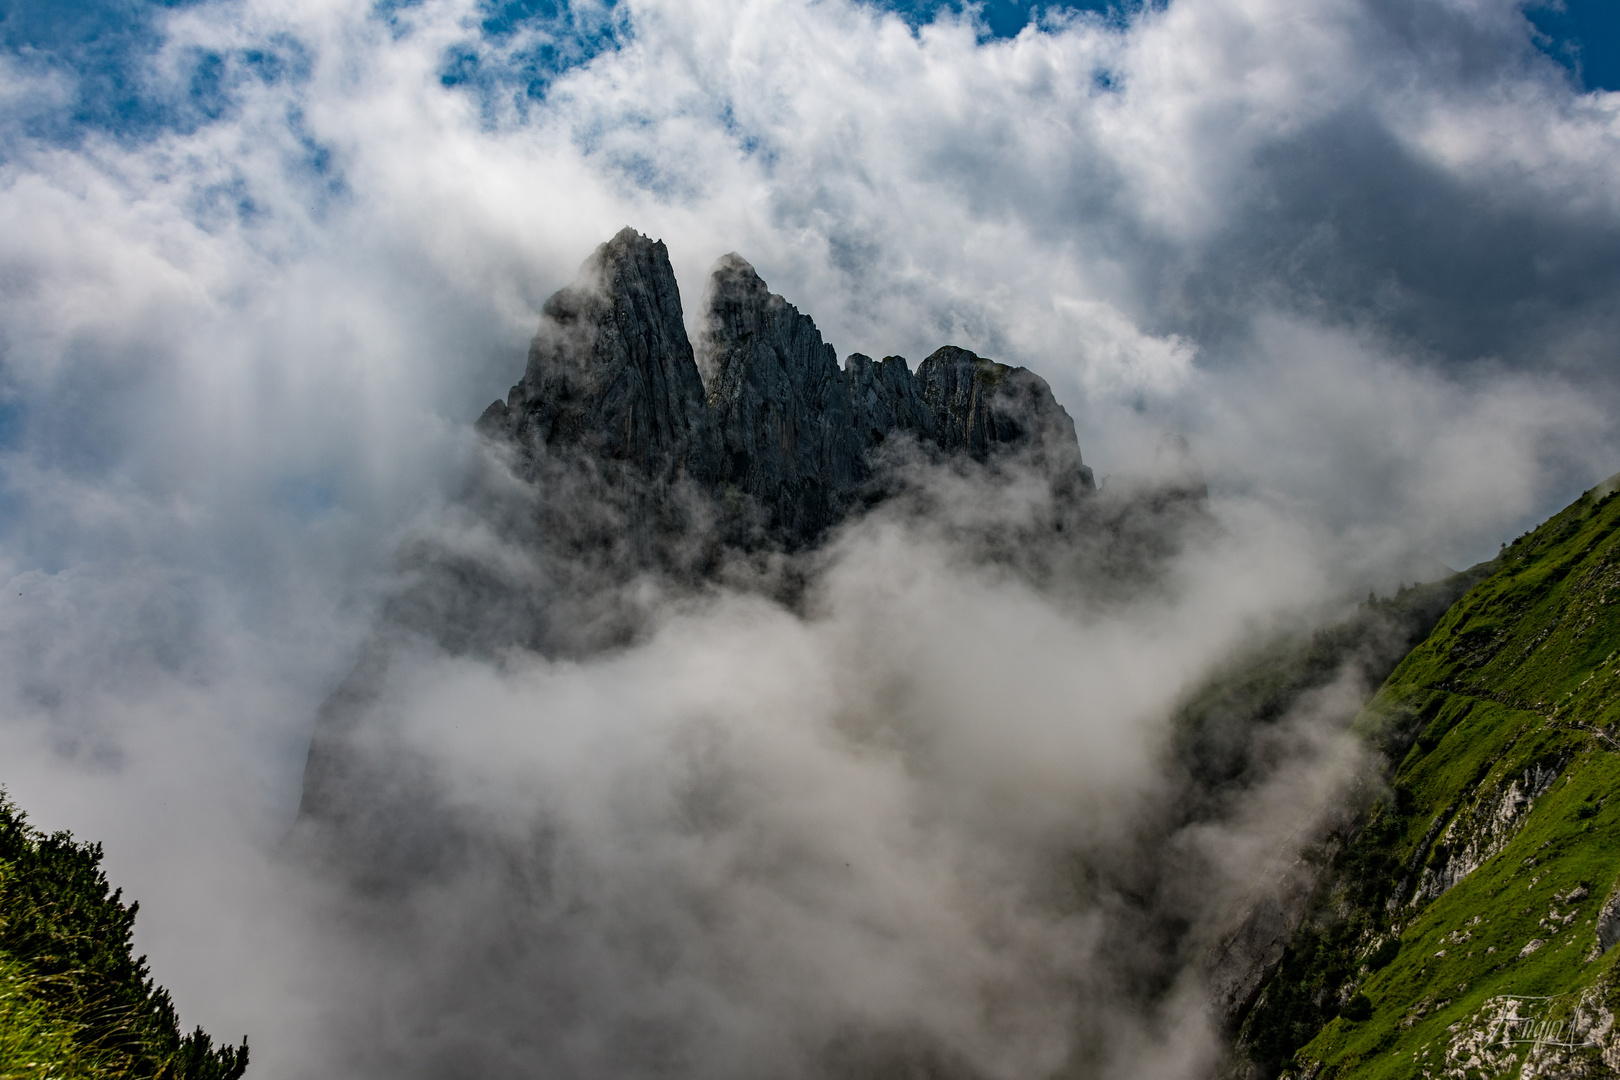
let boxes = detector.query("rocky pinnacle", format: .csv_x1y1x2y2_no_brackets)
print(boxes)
480,228,1096,546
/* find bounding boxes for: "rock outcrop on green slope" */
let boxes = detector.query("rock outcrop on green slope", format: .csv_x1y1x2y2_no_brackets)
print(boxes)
1229,475,1620,1079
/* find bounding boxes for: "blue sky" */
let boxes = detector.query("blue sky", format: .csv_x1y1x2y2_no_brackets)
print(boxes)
883,0,1153,36
921,0,1620,86
1528,0,1620,89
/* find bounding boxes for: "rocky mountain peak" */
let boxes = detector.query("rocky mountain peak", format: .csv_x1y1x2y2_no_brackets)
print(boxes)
700,249,864,540
481,228,1096,546
480,227,707,482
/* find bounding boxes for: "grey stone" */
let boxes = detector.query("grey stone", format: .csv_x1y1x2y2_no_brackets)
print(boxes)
480,226,711,485
700,252,864,541
844,352,934,448
916,344,1094,490
481,231,1098,548
1597,884,1620,954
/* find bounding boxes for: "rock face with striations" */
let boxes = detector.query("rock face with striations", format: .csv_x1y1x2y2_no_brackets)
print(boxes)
701,251,864,541
479,227,1094,547
479,228,712,484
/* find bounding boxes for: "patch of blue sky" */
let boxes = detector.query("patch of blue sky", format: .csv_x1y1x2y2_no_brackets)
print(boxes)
1,0,347,232
1527,0,1620,91
0,0,314,149
435,0,626,125
372,0,428,39
878,1,1619,91
870,0,1159,40
285,105,347,204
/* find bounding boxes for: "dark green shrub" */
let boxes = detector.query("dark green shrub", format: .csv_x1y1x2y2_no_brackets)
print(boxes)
1363,937,1400,971
0,790,248,1079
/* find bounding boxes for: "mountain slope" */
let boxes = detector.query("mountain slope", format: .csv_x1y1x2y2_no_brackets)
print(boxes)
1233,475,1620,1078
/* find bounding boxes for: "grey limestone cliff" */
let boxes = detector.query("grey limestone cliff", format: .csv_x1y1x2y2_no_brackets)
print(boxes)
701,251,864,541
478,229,711,484
479,227,1095,547
293,233,1251,1080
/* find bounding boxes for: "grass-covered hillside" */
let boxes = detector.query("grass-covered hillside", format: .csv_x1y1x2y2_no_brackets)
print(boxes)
1235,476,1620,1078
0,793,248,1079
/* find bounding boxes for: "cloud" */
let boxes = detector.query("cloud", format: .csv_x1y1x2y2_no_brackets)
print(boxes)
0,0,1618,1075
274,465,1369,1078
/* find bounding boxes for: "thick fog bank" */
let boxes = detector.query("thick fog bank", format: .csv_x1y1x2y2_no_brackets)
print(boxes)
266,402,1391,1079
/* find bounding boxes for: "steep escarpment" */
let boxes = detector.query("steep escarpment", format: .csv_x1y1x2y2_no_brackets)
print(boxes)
700,249,867,541
1228,476,1620,1079
477,228,1094,548
480,228,711,484
1182,567,1493,1036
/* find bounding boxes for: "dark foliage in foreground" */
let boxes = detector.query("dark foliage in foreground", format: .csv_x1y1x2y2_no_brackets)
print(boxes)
0,791,248,1079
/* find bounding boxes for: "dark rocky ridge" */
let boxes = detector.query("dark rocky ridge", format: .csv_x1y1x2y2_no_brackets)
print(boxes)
303,231,1202,832
480,227,710,485
301,229,1198,827
477,227,1094,548
300,229,1109,835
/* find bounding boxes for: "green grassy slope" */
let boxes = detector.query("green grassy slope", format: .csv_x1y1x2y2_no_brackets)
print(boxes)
0,793,248,1079
1235,478,1620,1079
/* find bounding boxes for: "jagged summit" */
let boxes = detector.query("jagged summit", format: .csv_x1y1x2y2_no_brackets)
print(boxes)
300,236,1207,845
478,228,1095,546
700,248,861,540
479,227,708,483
